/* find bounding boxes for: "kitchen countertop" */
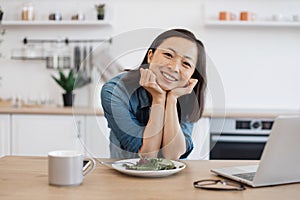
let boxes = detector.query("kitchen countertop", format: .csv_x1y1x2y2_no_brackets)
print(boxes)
0,106,104,115
0,106,299,118
207,108,300,118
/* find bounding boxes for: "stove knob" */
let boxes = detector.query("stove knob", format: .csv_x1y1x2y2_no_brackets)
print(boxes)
251,121,262,129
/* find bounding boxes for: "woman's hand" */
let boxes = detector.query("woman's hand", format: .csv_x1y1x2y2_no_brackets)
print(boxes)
139,68,166,103
169,78,198,99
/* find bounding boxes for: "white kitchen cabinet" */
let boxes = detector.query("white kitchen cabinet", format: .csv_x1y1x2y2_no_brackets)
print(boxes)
11,114,85,156
84,116,110,158
0,114,11,157
7,113,208,158
189,117,210,160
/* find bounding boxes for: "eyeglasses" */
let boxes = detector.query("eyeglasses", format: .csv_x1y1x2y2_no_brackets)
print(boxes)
193,179,246,191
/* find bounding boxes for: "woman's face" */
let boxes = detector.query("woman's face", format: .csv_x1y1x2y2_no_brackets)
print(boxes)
147,37,198,91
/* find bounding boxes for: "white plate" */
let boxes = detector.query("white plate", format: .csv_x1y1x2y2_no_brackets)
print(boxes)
111,158,186,178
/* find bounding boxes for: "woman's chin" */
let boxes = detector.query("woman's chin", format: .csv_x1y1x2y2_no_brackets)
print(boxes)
158,84,172,91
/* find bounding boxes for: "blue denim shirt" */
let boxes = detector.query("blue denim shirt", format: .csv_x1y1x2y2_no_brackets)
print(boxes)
101,72,194,159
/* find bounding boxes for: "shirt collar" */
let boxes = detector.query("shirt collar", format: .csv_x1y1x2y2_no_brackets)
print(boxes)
137,87,151,109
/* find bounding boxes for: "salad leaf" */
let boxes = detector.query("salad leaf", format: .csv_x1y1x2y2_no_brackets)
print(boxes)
123,158,176,171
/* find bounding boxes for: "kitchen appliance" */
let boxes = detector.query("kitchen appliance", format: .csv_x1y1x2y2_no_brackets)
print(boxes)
210,117,274,160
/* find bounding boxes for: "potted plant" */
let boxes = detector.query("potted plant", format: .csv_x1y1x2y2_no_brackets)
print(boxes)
51,69,89,107
95,3,105,20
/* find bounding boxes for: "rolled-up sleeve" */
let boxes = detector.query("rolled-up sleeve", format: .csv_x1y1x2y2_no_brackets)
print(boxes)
179,121,194,159
101,77,145,154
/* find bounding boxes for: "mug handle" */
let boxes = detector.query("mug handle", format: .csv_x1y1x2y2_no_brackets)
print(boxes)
83,158,96,176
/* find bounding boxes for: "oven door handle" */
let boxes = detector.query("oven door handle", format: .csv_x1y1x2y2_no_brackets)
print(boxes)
211,135,268,143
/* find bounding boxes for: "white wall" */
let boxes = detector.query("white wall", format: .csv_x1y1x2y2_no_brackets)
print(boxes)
203,0,300,110
0,0,113,107
0,0,299,110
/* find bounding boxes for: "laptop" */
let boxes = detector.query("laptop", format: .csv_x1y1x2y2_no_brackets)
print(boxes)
211,115,300,187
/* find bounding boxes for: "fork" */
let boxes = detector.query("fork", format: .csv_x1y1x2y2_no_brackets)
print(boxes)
99,161,135,168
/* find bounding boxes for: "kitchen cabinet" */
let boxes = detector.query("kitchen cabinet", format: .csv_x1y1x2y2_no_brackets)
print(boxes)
189,117,210,160
11,114,85,156
6,112,210,159
0,114,10,157
84,116,110,158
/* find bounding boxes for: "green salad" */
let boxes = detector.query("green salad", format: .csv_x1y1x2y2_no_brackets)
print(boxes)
123,158,176,171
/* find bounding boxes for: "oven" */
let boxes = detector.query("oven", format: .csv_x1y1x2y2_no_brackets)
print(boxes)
209,118,274,160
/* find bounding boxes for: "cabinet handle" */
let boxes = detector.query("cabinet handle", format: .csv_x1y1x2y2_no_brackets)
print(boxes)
77,121,81,138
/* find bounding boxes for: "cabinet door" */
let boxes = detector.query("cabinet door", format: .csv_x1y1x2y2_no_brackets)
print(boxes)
84,116,110,158
0,114,11,157
11,114,85,156
188,117,210,160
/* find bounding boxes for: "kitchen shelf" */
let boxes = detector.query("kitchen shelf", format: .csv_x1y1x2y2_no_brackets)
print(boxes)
10,56,46,60
205,20,300,27
0,20,112,26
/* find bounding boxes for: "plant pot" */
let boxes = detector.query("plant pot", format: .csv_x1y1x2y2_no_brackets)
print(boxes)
63,93,74,107
97,14,104,20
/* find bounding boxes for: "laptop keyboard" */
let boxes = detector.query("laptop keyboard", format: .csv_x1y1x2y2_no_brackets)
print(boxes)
233,172,256,181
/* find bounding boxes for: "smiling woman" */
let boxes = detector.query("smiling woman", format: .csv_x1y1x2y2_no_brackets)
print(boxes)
101,29,207,160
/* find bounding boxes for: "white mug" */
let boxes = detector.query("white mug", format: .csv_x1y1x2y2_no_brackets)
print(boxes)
48,150,95,186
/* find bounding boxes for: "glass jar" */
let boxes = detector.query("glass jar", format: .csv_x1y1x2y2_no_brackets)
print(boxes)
22,2,35,21
46,40,71,69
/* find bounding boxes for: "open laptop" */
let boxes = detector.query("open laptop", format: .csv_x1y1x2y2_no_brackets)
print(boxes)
211,115,300,187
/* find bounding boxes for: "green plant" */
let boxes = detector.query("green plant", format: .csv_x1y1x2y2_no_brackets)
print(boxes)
95,4,105,15
51,69,88,94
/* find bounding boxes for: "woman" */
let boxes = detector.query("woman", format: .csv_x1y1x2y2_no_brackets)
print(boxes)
101,29,206,160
